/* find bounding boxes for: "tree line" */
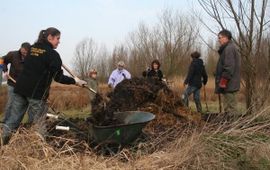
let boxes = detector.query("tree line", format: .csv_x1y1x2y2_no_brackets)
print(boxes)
72,0,270,113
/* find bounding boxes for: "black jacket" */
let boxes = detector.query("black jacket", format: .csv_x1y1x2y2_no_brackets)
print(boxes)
184,58,208,89
14,42,75,100
215,41,240,93
2,51,25,87
147,69,163,81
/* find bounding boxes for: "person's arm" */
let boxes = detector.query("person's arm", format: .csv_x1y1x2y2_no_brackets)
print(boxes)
184,62,195,85
147,70,153,78
49,51,75,84
219,45,236,88
222,46,236,80
124,70,131,79
202,65,208,85
2,52,12,72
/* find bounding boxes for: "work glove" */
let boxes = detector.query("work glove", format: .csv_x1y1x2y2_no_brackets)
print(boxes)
74,77,87,87
219,77,228,89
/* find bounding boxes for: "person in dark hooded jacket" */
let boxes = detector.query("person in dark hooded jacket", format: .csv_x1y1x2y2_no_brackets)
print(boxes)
1,27,87,145
183,51,208,113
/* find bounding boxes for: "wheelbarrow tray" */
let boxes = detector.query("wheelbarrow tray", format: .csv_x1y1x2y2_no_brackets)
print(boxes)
91,111,155,145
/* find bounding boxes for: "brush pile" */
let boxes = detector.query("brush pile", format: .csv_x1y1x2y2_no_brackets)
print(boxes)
90,77,199,126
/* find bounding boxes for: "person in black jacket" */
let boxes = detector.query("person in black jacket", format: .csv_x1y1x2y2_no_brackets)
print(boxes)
1,42,31,123
1,27,87,145
183,51,208,113
147,59,163,81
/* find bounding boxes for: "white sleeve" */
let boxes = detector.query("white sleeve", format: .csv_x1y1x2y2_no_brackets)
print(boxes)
108,70,116,85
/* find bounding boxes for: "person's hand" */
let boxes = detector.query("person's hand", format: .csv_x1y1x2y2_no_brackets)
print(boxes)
74,77,87,87
219,77,228,89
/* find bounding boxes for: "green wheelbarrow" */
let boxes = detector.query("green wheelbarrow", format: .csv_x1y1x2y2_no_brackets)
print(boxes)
90,111,155,145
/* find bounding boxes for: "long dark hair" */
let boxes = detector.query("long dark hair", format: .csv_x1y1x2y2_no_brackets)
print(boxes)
36,27,61,44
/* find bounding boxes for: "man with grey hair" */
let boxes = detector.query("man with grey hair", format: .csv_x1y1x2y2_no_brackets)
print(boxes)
108,61,131,88
215,29,240,114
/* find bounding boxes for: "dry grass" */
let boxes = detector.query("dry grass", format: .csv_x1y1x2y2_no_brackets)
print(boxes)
48,83,90,111
1,106,270,169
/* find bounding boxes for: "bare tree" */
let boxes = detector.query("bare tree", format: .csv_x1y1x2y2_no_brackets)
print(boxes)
198,0,270,112
205,39,219,75
157,9,199,76
95,45,112,82
73,38,98,79
127,22,161,76
127,9,200,77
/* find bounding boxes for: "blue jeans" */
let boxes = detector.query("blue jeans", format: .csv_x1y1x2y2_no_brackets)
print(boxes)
3,85,15,123
3,85,31,123
183,86,202,113
1,93,48,144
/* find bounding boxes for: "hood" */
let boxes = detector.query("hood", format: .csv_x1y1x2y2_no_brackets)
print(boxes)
192,58,204,66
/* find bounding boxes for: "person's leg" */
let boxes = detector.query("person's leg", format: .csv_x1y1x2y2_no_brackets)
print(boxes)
2,93,28,144
193,88,202,113
183,86,195,107
27,98,48,123
2,85,15,123
223,92,237,114
27,98,48,136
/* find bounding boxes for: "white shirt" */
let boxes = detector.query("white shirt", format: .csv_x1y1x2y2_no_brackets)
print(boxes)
108,68,131,88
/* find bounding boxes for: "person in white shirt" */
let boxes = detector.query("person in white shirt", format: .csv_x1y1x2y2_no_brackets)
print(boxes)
108,61,131,88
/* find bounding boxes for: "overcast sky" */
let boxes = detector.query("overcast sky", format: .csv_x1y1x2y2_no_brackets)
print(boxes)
0,0,210,67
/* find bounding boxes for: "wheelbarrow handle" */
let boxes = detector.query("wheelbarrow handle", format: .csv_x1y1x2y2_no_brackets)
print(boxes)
46,113,59,119
55,125,70,131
